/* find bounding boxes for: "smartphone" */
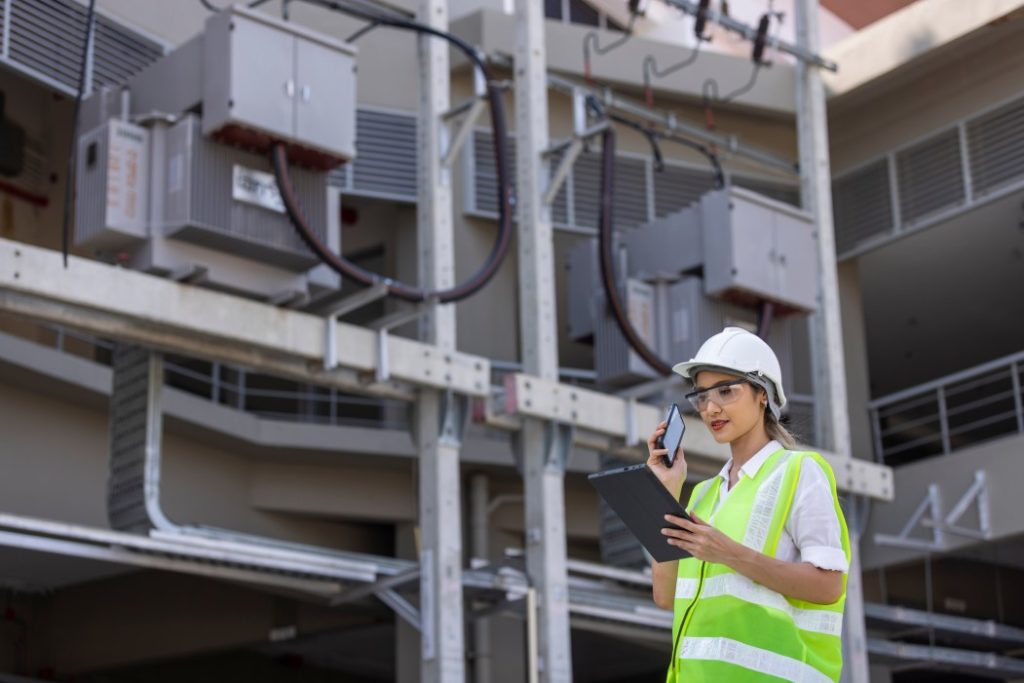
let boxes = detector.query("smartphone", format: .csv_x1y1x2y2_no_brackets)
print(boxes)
656,403,685,466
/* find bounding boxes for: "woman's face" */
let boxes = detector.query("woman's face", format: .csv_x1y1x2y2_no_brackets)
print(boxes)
692,370,764,444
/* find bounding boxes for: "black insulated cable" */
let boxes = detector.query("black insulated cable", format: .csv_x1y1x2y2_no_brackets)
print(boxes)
752,12,771,64
755,300,774,339
61,0,97,269
597,126,673,376
271,0,513,304
693,0,712,41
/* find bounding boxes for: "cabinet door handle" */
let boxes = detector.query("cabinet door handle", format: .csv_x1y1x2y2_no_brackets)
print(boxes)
284,80,296,97
301,85,311,102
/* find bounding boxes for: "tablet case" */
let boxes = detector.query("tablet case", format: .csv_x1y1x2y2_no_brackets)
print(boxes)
588,463,693,563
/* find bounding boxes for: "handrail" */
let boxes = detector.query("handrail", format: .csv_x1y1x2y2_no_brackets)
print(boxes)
869,349,1024,410
869,350,1024,464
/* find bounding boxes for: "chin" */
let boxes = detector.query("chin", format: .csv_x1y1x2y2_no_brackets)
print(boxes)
707,426,732,443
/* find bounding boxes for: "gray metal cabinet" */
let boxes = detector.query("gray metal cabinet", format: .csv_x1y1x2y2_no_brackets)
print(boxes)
701,187,817,313
202,7,356,163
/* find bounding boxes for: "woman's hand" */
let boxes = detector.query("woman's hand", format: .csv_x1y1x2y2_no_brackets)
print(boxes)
662,512,749,567
647,420,687,500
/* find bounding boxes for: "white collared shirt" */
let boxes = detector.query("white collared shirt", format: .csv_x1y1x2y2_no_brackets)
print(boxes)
709,440,849,572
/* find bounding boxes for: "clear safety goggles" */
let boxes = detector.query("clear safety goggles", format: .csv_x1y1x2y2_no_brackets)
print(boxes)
684,379,750,412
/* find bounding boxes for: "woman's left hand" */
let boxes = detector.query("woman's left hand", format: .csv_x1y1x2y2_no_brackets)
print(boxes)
662,512,748,567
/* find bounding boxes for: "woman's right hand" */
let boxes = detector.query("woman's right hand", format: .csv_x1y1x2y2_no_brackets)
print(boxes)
647,420,687,500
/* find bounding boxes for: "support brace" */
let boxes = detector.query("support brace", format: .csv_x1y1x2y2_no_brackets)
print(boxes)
875,470,991,550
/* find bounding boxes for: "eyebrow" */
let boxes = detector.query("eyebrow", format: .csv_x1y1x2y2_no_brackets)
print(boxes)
693,379,742,392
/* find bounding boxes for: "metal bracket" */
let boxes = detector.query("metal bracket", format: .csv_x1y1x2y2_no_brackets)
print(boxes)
544,422,574,472
875,470,991,550
378,588,422,631
924,470,991,541
541,88,607,205
323,282,390,371
441,66,490,168
439,389,470,448
369,303,434,383
874,483,944,551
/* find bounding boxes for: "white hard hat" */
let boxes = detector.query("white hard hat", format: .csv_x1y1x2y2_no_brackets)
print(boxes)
672,326,787,413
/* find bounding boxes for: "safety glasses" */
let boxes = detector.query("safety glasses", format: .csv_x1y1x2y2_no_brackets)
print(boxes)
684,379,749,412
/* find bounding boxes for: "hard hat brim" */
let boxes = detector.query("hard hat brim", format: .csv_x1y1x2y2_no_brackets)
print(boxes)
672,361,749,382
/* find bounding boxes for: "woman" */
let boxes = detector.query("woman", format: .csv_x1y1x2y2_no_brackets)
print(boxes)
647,326,850,683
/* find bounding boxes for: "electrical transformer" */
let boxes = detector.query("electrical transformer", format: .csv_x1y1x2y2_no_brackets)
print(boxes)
74,5,356,302
566,185,812,389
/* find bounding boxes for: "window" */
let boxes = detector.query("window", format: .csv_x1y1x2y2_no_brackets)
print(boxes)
545,0,618,30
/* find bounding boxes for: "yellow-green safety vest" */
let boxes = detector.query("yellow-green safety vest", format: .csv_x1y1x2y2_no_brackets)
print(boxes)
665,449,850,683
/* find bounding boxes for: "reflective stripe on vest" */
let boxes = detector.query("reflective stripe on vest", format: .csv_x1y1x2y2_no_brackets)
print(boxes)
678,636,834,683
675,574,843,637
667,450,850,683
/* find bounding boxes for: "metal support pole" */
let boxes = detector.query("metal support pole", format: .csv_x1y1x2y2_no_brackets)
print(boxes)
515,0,573,679
794,1,869,681
470,474,493,683
417,0,464,679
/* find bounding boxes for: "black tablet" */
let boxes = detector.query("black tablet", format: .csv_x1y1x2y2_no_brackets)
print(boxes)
588,464,693,563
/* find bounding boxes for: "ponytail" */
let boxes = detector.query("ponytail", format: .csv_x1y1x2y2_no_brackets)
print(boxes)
765,411,798,450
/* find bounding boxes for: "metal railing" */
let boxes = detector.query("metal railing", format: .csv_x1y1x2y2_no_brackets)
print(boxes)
869,351,1024,466
40,324,411,431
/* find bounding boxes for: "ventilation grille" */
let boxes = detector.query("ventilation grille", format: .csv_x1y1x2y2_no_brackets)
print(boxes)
8,0,91,90
895,128,965,225
470,130,513,216
571,150,602,229
830,93,1024,258
967,98,1024,198
467,132,796,233
351,109,417,200
2,0,164,93
92,14,164,89
613,156,649,229
653,164,718,218
832,159,893,254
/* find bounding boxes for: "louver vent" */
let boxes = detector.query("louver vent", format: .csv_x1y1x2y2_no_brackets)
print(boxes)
652,163,717,218
612,156,650,229
9,0,90,90
572,150,602,229
351,109,418,200
92,14,164,89
895,128,965,225
471,131,566,223
967,98,1024,197
470,130,513,217
832,159,893,254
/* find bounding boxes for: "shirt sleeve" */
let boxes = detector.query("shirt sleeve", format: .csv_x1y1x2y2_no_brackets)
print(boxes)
785,459,849,572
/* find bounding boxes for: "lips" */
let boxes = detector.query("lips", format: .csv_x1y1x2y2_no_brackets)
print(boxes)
710,420,729,431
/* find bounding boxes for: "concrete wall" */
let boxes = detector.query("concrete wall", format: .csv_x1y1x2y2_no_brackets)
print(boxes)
862,431,1024,570
829,16,1024,172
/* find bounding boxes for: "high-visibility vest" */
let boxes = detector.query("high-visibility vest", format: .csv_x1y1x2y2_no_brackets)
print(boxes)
665,449,850,683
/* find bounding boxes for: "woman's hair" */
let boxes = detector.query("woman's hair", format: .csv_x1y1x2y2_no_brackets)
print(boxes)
750,382,798,449
765,411,798,450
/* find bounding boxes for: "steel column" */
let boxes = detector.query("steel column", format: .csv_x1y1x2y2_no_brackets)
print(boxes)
417,0,465,678
794,1,869,681
515,0,573,679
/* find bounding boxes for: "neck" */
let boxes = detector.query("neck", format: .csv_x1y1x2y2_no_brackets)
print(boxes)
729,427,772,468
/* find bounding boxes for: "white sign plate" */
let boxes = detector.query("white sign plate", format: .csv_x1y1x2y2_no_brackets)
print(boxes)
232,165,285,214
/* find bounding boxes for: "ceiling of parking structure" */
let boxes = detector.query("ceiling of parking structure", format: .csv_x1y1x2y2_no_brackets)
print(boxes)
0,543,134,592
857,188,1024,398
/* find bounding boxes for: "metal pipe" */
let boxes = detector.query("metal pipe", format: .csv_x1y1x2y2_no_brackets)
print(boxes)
470,474,493,683
526,587,539,683
544,71,798,175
